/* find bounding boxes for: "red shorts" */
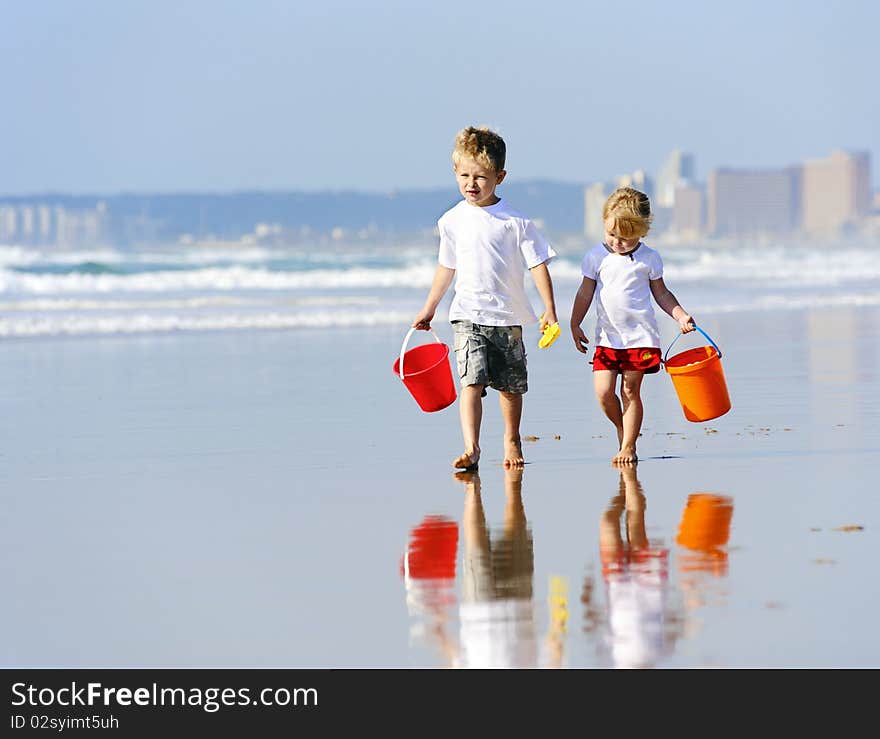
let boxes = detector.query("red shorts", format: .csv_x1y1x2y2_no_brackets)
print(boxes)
592,346,661,374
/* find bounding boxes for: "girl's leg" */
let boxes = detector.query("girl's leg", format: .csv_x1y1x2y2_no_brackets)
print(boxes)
594,369,624,455
499,391,524,468
615,370,646,464
453,384,483,470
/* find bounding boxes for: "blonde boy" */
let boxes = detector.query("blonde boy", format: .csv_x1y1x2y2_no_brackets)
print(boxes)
413,126,558,471
570,187,694,465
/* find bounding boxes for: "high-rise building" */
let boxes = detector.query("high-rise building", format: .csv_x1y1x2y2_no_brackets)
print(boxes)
616,169,654,200
707,167,801,237
19,206,35,241
656,150,695,208
583,181,608,242
37,205,54,244
801,149,871,233
0,206,17,241
671,184,705,240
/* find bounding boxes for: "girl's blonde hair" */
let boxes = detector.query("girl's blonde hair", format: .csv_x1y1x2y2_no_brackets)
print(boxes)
452,126,506,172
603,187,652,238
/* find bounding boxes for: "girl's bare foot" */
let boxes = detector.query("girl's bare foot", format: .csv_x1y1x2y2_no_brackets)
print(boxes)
612,446,638,465
504,438,524,468
452,448,480,471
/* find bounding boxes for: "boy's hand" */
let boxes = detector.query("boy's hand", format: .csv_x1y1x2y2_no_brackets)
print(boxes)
539,310,558,332
571,325,590,354
412,309,434,330
679,314,695,333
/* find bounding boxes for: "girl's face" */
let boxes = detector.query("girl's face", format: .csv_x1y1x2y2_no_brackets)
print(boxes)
454,155,506,207
603,218,642,254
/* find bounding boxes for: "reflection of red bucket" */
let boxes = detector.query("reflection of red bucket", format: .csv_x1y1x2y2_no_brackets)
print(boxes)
393,328,457,413
401,515,459,580
663,326,731,423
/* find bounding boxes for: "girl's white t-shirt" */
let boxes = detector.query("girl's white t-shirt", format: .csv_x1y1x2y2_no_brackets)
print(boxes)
438,199,556,326
581,242,664,349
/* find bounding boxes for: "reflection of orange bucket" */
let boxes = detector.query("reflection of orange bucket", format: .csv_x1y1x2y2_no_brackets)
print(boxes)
393,328,457,413
663,326,731,423
677,494,733,551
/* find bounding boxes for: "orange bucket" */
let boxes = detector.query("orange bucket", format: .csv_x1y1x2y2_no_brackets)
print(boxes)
677,494,733,551
393,327,457,413
676,493,734,577
663,325,731,422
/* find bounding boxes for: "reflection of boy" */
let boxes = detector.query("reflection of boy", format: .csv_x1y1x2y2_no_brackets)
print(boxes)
413,126,558,471
455,468,537,668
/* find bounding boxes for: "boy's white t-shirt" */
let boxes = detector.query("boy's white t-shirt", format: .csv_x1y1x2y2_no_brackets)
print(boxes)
438,199,556,326
581,242,664,349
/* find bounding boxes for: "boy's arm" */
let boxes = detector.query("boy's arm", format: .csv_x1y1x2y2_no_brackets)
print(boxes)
413,265,455,329
570,277,596,354
650,277,695,333
529,261,558,329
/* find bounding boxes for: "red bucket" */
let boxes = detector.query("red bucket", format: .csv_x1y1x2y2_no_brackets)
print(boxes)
393,327,457,413
401,515,459,580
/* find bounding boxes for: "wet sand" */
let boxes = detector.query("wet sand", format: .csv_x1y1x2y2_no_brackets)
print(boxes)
1,305,879,667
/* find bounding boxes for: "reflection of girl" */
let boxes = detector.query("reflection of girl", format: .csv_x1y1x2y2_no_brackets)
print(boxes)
595,466,677,668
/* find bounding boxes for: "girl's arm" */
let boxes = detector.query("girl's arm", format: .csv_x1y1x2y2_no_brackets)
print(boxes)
650,277,695,332
570,277,596,353
413,265,455,329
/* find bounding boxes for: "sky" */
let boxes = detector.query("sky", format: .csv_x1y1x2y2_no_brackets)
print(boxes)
2,0,878,195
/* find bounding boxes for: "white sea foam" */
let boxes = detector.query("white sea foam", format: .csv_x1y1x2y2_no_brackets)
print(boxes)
1,241,875,339
0,295,379,312
0,264,438,294
0,309,416,338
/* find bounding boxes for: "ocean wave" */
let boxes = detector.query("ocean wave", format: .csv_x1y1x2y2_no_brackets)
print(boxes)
0,264,439,294
1,289,878,339
0,309,416,338
0,295,379,312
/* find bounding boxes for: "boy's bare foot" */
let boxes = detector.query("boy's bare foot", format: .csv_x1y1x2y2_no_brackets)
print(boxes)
452,449,480,471
612,446,638,465
453,469,480,484
504,439,524,468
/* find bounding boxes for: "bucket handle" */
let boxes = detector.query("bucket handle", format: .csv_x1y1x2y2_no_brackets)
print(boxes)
398,326,444,379
663,324,722,365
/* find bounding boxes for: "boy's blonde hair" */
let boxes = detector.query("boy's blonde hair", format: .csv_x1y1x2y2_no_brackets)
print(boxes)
452,126,506,172
603,187,653,239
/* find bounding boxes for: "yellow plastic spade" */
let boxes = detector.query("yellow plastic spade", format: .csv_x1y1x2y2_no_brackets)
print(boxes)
538,315,561,349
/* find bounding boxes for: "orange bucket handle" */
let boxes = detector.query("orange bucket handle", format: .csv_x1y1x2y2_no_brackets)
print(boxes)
663,324,722,365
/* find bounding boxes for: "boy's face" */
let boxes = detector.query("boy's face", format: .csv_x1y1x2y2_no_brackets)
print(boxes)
454,155,506,207
603,218,643,254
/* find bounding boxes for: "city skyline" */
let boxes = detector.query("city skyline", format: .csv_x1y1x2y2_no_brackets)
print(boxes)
2,1,878,195
2,143,876,248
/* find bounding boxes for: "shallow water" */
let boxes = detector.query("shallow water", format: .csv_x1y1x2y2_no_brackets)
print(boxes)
1,307,878,668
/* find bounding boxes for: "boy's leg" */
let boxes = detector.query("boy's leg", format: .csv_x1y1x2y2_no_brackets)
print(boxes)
615,370,646,465
453,384,483,470
593,369,624,453
499,391,524,468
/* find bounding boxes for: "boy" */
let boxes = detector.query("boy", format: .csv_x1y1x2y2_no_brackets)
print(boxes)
412,126,558,471
570,187,694,466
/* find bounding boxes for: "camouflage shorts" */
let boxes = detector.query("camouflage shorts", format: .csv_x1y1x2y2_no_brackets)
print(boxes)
451,321,528,395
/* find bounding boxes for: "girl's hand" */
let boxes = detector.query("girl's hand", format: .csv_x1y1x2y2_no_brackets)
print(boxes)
679,314,695,333
571,325,590,354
